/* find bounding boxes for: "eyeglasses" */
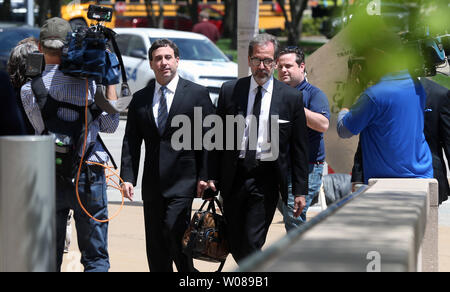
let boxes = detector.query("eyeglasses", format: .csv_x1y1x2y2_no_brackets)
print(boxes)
250,57,274,67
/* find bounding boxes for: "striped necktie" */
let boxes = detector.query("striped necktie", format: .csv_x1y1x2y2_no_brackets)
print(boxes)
158,86,168,135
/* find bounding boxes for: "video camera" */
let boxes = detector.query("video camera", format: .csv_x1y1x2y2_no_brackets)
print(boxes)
346,29,448,90
402,32,448,77
59,4,131,112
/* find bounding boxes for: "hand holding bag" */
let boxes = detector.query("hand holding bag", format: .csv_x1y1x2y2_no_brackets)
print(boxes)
182,198,229,272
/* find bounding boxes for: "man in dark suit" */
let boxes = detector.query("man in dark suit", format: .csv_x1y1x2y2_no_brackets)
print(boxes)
421,78,450,204
120,39,214,272
0,70,26,136
208,34,309,263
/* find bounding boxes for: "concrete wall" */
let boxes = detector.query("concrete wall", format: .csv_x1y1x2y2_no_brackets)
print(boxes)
239,179,438,272
0,136,55,272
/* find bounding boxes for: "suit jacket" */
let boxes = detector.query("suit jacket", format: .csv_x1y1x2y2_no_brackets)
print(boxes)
421,78,450,204
210,76,309,203
120,77,215,201
0,71,26,136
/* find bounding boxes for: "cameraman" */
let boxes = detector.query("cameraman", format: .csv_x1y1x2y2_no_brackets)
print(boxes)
336,17,433,184
21,17,119,272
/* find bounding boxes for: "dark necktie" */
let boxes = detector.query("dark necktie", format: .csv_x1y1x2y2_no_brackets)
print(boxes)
158,86,168,135
244,86,263,170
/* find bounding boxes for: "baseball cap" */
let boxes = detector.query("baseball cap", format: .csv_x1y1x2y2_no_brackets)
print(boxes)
40,17,72,43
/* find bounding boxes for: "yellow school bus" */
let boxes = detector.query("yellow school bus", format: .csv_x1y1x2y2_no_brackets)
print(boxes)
61,0,283,31
61,0,343,31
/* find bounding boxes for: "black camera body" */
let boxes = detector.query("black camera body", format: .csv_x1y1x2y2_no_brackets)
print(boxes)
25,52,45,78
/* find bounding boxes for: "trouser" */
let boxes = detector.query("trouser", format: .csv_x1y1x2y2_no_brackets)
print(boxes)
55,166,110,272
278,164,324,232
143,196,195,272
223,161,279,264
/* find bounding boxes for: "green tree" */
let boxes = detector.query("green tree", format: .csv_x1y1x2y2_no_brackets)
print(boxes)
37,0,62,26
186,0,199,26
277,0,309,45
223,0,237,50
144,0,164,28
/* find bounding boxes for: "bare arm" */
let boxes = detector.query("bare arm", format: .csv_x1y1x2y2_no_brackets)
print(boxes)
304,108,329,133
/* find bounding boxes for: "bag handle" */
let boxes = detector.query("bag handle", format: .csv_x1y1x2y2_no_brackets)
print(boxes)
199,198,223,213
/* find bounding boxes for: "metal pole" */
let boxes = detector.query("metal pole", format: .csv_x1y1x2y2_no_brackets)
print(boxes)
237,0,259,78
26,0,34,27
0,136,55,272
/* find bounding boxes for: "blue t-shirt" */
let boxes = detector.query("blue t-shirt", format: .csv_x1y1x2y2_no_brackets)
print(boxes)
297,80,330,163
342,71,433,184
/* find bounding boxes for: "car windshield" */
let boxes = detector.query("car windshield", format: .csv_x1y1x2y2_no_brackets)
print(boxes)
0,28,39,54
150,37,229,62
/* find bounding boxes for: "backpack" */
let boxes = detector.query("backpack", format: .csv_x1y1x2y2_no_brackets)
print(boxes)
31,76,117,181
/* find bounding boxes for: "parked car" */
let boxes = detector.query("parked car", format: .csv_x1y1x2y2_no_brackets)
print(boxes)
0,26,40,71
114,28,237,105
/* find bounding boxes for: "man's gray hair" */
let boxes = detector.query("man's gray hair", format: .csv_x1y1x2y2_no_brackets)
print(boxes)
7,40,39,89
248,33,279,59
40,39,65,56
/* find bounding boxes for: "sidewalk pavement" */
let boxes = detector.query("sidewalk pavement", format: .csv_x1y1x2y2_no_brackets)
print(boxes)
62,200,450,272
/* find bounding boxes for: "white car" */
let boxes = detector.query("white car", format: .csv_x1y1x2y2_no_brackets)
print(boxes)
114,28,238,105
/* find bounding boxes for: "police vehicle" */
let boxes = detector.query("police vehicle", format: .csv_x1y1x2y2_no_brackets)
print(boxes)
114,28,238,105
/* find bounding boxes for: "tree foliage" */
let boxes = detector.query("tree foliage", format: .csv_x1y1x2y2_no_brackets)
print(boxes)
276,0,309,45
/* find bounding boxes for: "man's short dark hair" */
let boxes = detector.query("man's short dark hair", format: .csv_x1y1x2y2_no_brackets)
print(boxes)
279,46,305,66
148,39,180,61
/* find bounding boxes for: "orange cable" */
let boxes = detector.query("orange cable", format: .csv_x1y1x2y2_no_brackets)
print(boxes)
74,79,125,223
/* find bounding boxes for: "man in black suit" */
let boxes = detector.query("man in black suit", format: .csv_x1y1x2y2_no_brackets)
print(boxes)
421,78,450,204
120,39,214,272
0,71,26,136
208,34,309,263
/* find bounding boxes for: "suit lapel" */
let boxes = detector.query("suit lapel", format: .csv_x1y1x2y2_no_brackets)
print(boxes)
268,79,283,143
236,77,251,116
270,79,282,117
145,80,159,133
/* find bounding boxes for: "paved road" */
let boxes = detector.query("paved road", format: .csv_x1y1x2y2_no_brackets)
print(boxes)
73,119,450,272
100,119,144,202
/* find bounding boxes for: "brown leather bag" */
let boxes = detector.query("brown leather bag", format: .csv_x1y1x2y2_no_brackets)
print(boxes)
182,198,229,271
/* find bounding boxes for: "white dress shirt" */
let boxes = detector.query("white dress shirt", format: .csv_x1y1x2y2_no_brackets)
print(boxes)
240,76,274,159
152,74,179,127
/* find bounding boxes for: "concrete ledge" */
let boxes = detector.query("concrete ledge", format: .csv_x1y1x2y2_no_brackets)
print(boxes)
240,179,438,272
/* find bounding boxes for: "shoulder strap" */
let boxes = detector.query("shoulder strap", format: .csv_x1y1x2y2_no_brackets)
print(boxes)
97,135,118,169
104,27,127,84
31,76,50,111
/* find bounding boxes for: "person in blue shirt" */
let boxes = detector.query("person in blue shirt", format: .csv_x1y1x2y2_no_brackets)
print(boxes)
337,23,433,184
277,46,330,231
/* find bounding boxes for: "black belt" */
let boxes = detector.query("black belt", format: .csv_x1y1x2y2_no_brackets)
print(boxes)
309,161,325,165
